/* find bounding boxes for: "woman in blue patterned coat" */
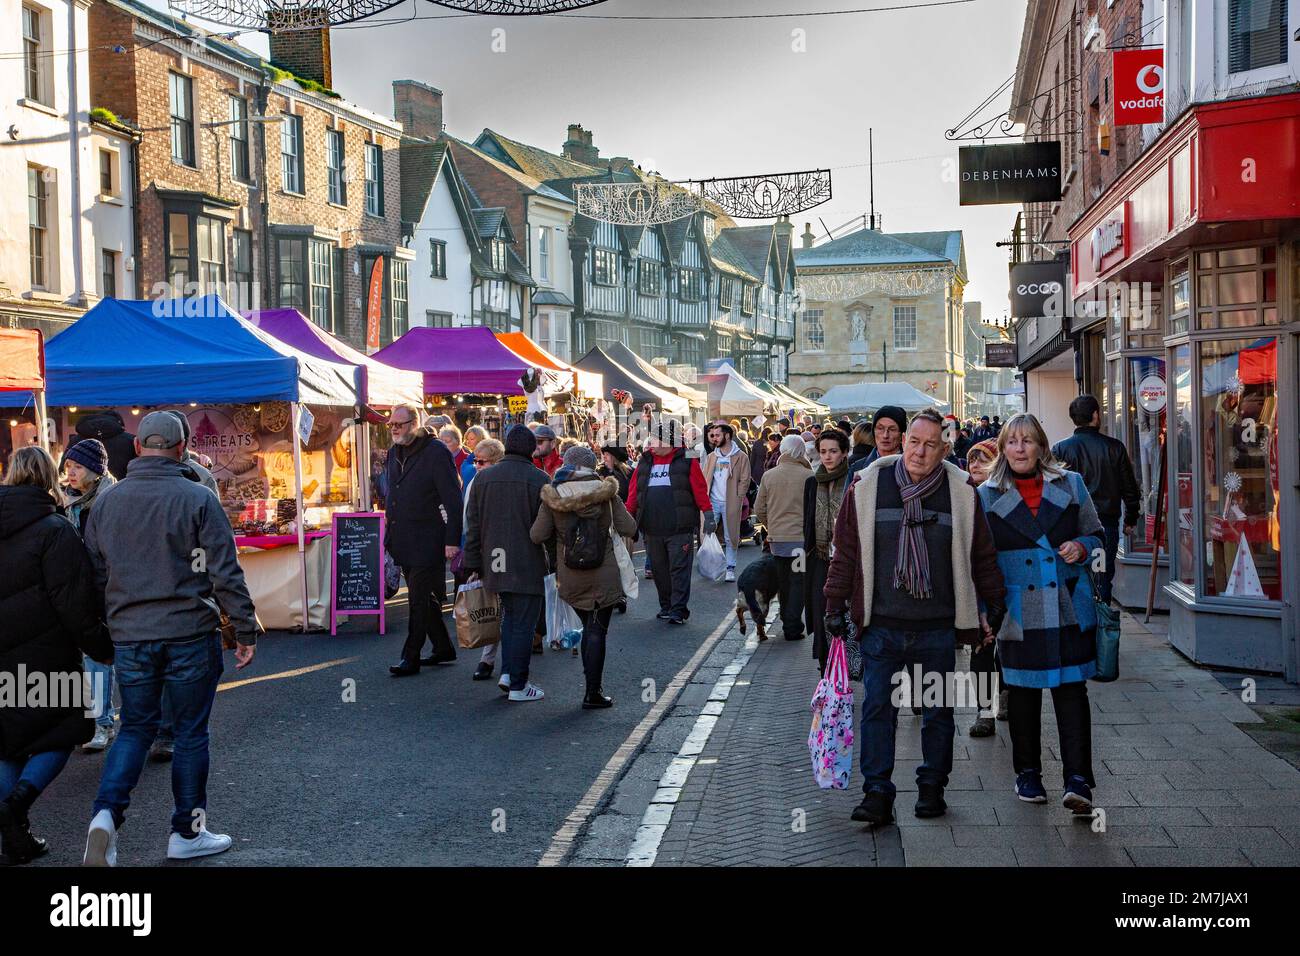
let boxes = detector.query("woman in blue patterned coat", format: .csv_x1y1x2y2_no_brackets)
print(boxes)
976,413,1104,815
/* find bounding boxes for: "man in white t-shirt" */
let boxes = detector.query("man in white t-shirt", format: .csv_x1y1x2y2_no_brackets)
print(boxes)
702,421,751,583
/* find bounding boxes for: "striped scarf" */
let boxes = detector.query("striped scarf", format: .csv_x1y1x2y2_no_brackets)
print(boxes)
892,456,945,599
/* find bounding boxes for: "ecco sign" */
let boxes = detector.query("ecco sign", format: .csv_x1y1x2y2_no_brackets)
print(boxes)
1114,49,1165,126
1008,259,1069,318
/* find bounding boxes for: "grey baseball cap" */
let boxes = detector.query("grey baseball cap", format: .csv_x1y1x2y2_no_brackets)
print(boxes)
533,424,558,441
138,410,185,449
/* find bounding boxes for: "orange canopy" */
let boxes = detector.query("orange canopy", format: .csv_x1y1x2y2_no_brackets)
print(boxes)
0,328,45,392
496,332,603,397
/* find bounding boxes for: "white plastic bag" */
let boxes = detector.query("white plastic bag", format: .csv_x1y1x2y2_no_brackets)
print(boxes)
543,573,582,649
697,533,726,582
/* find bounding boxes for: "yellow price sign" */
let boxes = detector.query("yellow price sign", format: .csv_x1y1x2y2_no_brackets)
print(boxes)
507,396,528,414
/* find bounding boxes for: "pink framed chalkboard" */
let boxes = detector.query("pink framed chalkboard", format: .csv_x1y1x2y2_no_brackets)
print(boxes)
330,511,386,635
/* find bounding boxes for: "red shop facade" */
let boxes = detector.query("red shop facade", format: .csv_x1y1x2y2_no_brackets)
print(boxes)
1068,92,1300,680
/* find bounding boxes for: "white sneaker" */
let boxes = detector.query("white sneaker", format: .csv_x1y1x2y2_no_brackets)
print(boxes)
167,828,233,860
498,673,510,693
83,809,117,867
508,683,545,702
82,725,113,753
724,568,736,583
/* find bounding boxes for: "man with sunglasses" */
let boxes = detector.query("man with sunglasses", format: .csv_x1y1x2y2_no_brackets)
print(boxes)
383,404,463,677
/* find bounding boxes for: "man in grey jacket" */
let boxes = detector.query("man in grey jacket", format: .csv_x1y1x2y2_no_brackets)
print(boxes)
82,412,257,866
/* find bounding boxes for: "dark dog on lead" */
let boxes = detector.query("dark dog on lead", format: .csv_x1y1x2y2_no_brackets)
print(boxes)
735,549,779,642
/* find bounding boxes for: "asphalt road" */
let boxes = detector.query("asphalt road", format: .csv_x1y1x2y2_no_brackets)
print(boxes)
28,543,762,867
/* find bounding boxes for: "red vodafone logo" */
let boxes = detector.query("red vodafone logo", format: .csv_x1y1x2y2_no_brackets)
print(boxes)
1114,49,1164,126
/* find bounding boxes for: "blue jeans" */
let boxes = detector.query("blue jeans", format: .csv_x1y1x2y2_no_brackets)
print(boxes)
860,625,956,797
0,748,72,801
92,633,224,835
84,656,116,728
1098,516,1120,604
499,593,544,692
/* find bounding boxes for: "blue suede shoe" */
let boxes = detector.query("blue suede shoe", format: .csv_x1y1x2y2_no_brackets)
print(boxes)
1062,775,1094,814
1015,770,1048,803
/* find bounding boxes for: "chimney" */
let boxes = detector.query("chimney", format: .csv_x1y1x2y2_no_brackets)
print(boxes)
393,80,444,141
774,214,794,244
267,11,332,88
562,123,600,165
608,156,635,174
801,222,816,249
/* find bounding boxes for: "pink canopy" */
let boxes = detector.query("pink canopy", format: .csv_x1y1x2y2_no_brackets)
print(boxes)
373,326,533,396
242,309,422,408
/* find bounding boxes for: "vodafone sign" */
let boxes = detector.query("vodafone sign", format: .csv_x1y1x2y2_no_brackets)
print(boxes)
1113,49,1164,126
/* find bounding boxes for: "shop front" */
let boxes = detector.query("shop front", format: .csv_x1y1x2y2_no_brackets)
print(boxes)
1069,92,1300,680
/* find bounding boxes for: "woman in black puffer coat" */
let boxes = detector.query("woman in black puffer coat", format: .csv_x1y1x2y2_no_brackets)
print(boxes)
0,447,111,865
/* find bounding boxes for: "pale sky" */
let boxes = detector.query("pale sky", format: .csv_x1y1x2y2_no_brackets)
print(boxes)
178,0,1029,319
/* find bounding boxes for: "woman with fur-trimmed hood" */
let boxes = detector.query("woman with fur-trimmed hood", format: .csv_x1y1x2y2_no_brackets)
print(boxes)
531,445,638,710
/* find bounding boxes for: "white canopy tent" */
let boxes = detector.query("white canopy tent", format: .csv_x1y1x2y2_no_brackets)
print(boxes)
819,381,949,414
698,363,779,419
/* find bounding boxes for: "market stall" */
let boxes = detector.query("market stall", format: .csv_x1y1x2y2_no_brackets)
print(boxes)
818,381,949,415
697,362,778,419
0,328,48,461
573,347,692,417
607,342,708,410
757,379,830,418
375,326,566,433
497,332,603,398
244,308,424,513
41,295,360,632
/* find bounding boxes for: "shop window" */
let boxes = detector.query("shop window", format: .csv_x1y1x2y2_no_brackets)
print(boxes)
1197,337,1280,601
166,208,225,295
1172,344,1194,587
277,238,306,310
1126,356,1166,554
1193,245,1277,329
1168,260,1190,334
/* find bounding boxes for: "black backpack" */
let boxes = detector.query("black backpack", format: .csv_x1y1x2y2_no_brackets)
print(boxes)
563,508,607,571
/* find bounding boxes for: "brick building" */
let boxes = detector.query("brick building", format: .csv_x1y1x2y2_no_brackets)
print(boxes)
89,0,408,348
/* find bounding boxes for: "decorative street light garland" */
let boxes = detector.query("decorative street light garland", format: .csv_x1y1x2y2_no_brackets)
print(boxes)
694,169,832,219
797,266,952,302
574,181,703,226
426,0,610,11
170,0,609,30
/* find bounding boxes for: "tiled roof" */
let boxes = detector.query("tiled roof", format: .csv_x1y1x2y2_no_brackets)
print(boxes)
709,232,760,280
446,137,574,205
720,225,775,279
107,0,265,72
472,208,506,239
399,139,448,225
794,226,965,274
478,129,603,181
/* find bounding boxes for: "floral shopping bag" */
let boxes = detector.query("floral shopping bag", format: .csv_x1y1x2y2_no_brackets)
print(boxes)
808,636,854,790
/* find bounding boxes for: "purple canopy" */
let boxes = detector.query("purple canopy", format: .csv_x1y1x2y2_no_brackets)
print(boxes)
373,326,531,396
242,309,423,408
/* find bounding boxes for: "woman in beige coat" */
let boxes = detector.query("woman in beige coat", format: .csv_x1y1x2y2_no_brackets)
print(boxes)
753,434,812,640
702,421,752,582
531,445,637,709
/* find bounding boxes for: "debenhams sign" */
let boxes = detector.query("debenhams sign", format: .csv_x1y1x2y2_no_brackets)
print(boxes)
959,142,1062,206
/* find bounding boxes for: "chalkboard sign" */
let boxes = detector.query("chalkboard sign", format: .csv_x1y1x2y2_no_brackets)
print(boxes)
330,512,386,634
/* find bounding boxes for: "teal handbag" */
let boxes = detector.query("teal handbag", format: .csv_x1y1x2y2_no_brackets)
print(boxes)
1086,568,1120,682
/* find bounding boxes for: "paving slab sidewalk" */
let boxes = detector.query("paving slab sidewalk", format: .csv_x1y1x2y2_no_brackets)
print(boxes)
573,612,1300,867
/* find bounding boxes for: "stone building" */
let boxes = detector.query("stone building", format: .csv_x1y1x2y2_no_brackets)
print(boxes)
790,224,968,410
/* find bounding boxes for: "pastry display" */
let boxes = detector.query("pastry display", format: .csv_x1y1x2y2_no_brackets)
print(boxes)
260,401,290,433
232,404,261,433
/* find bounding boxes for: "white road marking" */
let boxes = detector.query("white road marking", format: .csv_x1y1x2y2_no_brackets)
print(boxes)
536,608,738,867
625,620,768,867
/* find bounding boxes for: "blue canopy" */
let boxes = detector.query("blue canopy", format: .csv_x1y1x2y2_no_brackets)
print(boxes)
41,296,357,407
